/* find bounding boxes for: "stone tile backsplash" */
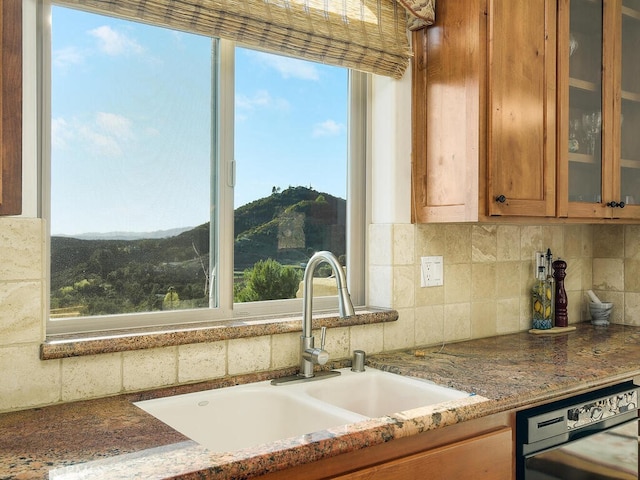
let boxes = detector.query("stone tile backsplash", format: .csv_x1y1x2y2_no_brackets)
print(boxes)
1,217,639,412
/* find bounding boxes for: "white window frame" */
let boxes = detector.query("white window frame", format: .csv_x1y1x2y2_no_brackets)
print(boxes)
41,1,368,335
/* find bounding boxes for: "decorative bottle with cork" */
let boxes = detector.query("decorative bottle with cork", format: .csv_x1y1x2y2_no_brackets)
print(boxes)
532,265,553,330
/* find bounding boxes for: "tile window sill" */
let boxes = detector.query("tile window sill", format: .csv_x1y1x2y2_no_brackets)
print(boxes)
40,308,397,360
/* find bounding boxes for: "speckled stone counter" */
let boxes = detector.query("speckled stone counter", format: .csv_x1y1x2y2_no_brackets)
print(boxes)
3,323,640,479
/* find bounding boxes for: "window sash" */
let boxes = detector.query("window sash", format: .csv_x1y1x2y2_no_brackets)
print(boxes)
43,4,367,335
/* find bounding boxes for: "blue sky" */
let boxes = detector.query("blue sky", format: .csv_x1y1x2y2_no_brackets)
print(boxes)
50,7,348,236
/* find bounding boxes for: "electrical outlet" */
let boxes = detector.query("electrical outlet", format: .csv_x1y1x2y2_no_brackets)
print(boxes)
420,256,443,287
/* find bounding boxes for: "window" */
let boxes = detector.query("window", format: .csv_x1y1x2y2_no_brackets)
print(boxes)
44,4,366,334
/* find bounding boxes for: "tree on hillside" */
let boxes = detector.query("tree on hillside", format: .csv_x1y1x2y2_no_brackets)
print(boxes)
234,259,302,302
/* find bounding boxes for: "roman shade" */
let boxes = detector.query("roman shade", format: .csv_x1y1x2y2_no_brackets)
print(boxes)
54,0,435,79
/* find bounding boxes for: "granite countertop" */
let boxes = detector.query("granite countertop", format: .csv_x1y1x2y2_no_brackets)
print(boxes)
3,323,640,479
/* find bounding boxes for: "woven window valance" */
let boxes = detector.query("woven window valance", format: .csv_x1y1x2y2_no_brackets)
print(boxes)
54,0,435,79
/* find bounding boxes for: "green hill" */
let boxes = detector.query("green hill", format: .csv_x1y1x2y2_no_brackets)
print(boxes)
50,186,345,316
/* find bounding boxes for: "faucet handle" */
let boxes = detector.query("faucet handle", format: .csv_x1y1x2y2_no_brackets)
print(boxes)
302,327,330,366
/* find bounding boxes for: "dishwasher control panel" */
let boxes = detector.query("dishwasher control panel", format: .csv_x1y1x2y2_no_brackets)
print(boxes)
524,384,639,444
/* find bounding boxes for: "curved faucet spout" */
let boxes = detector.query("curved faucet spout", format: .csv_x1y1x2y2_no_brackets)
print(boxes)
302,251,355,340
298,251,355,378
271,251,355,385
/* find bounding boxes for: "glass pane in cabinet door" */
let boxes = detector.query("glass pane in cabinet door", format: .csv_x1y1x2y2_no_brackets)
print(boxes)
568,0,603,204
621,1,640,206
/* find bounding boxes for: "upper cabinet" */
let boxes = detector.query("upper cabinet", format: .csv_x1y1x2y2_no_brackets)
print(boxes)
412,0,640,223
412,0,556,223
0,0,22,216
557,0,640,219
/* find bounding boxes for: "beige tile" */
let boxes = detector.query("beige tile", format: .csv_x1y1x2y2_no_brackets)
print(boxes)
519,260,536,297
472,224,497,263
592,258,625,291
520,225,544,261
0,281,42,345
519,295,533,331
583,224,594,257
123,347,177,391
471,263,496,301
496,298,520,334
0,345,61,411
563,258,583,292
415,224,446,257
593,224,624,258
444,263,471,304
228,336,271,375
383,308,415,351
624,259,640,292
564,225,590,259
178,341,226,382
414,265,444,306
369,224,393,266
581,258,593,291
542,225,564,259
497,225,521,261
270,332,299,370
368,265,392,308
443,303,471,342
598,291,624,324
393,265,415,308
414,305,445,347
471,301,497,339
0,218,43,282
393,224,415,265
566,290,586,324
62,353,122,401
349,323,384,355
323,326,350,360
625,225,640,259
445,225,472,264
495,261,521,299
624,292,640,326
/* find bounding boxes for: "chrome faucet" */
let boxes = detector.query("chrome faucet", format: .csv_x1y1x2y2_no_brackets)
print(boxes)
272,251,355,385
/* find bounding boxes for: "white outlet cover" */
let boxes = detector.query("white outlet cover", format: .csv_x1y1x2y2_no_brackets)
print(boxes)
420,256,443,287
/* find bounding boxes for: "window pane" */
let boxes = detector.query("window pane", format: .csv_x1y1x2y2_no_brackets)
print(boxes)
233,48,348,303
50,7,214,317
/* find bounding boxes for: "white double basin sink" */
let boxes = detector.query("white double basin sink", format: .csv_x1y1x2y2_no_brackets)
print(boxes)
135,367,469,453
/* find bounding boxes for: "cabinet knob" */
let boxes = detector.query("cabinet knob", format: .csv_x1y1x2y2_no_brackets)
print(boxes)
606,201,620,208
495,195,506,203
619,201,626,208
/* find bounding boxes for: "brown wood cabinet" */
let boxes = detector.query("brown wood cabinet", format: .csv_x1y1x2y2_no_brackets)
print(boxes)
0,0,22,216
332,427,512,480
557,0,640,220
256,412,514,480
412,0,556,223
413,0,640,223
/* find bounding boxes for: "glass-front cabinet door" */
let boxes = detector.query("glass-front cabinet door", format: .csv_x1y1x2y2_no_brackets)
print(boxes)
558,0,640,219
618,0,640,217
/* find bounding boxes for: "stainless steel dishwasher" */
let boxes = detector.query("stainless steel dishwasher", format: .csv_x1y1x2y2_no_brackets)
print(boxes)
516,382,639,479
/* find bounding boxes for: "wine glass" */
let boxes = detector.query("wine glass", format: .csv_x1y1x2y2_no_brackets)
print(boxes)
582,112,601,155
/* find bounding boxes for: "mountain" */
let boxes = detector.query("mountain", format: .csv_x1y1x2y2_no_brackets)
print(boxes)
55,227,194,241
50,186,346,316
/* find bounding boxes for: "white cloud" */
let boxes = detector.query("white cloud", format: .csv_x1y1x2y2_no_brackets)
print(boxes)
51,117,74,150
53,112,135,157
236,90,290,112
249,51,320,81
312,119,345,138
52,46,85,69
88,25,144,56
95,112,134,141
